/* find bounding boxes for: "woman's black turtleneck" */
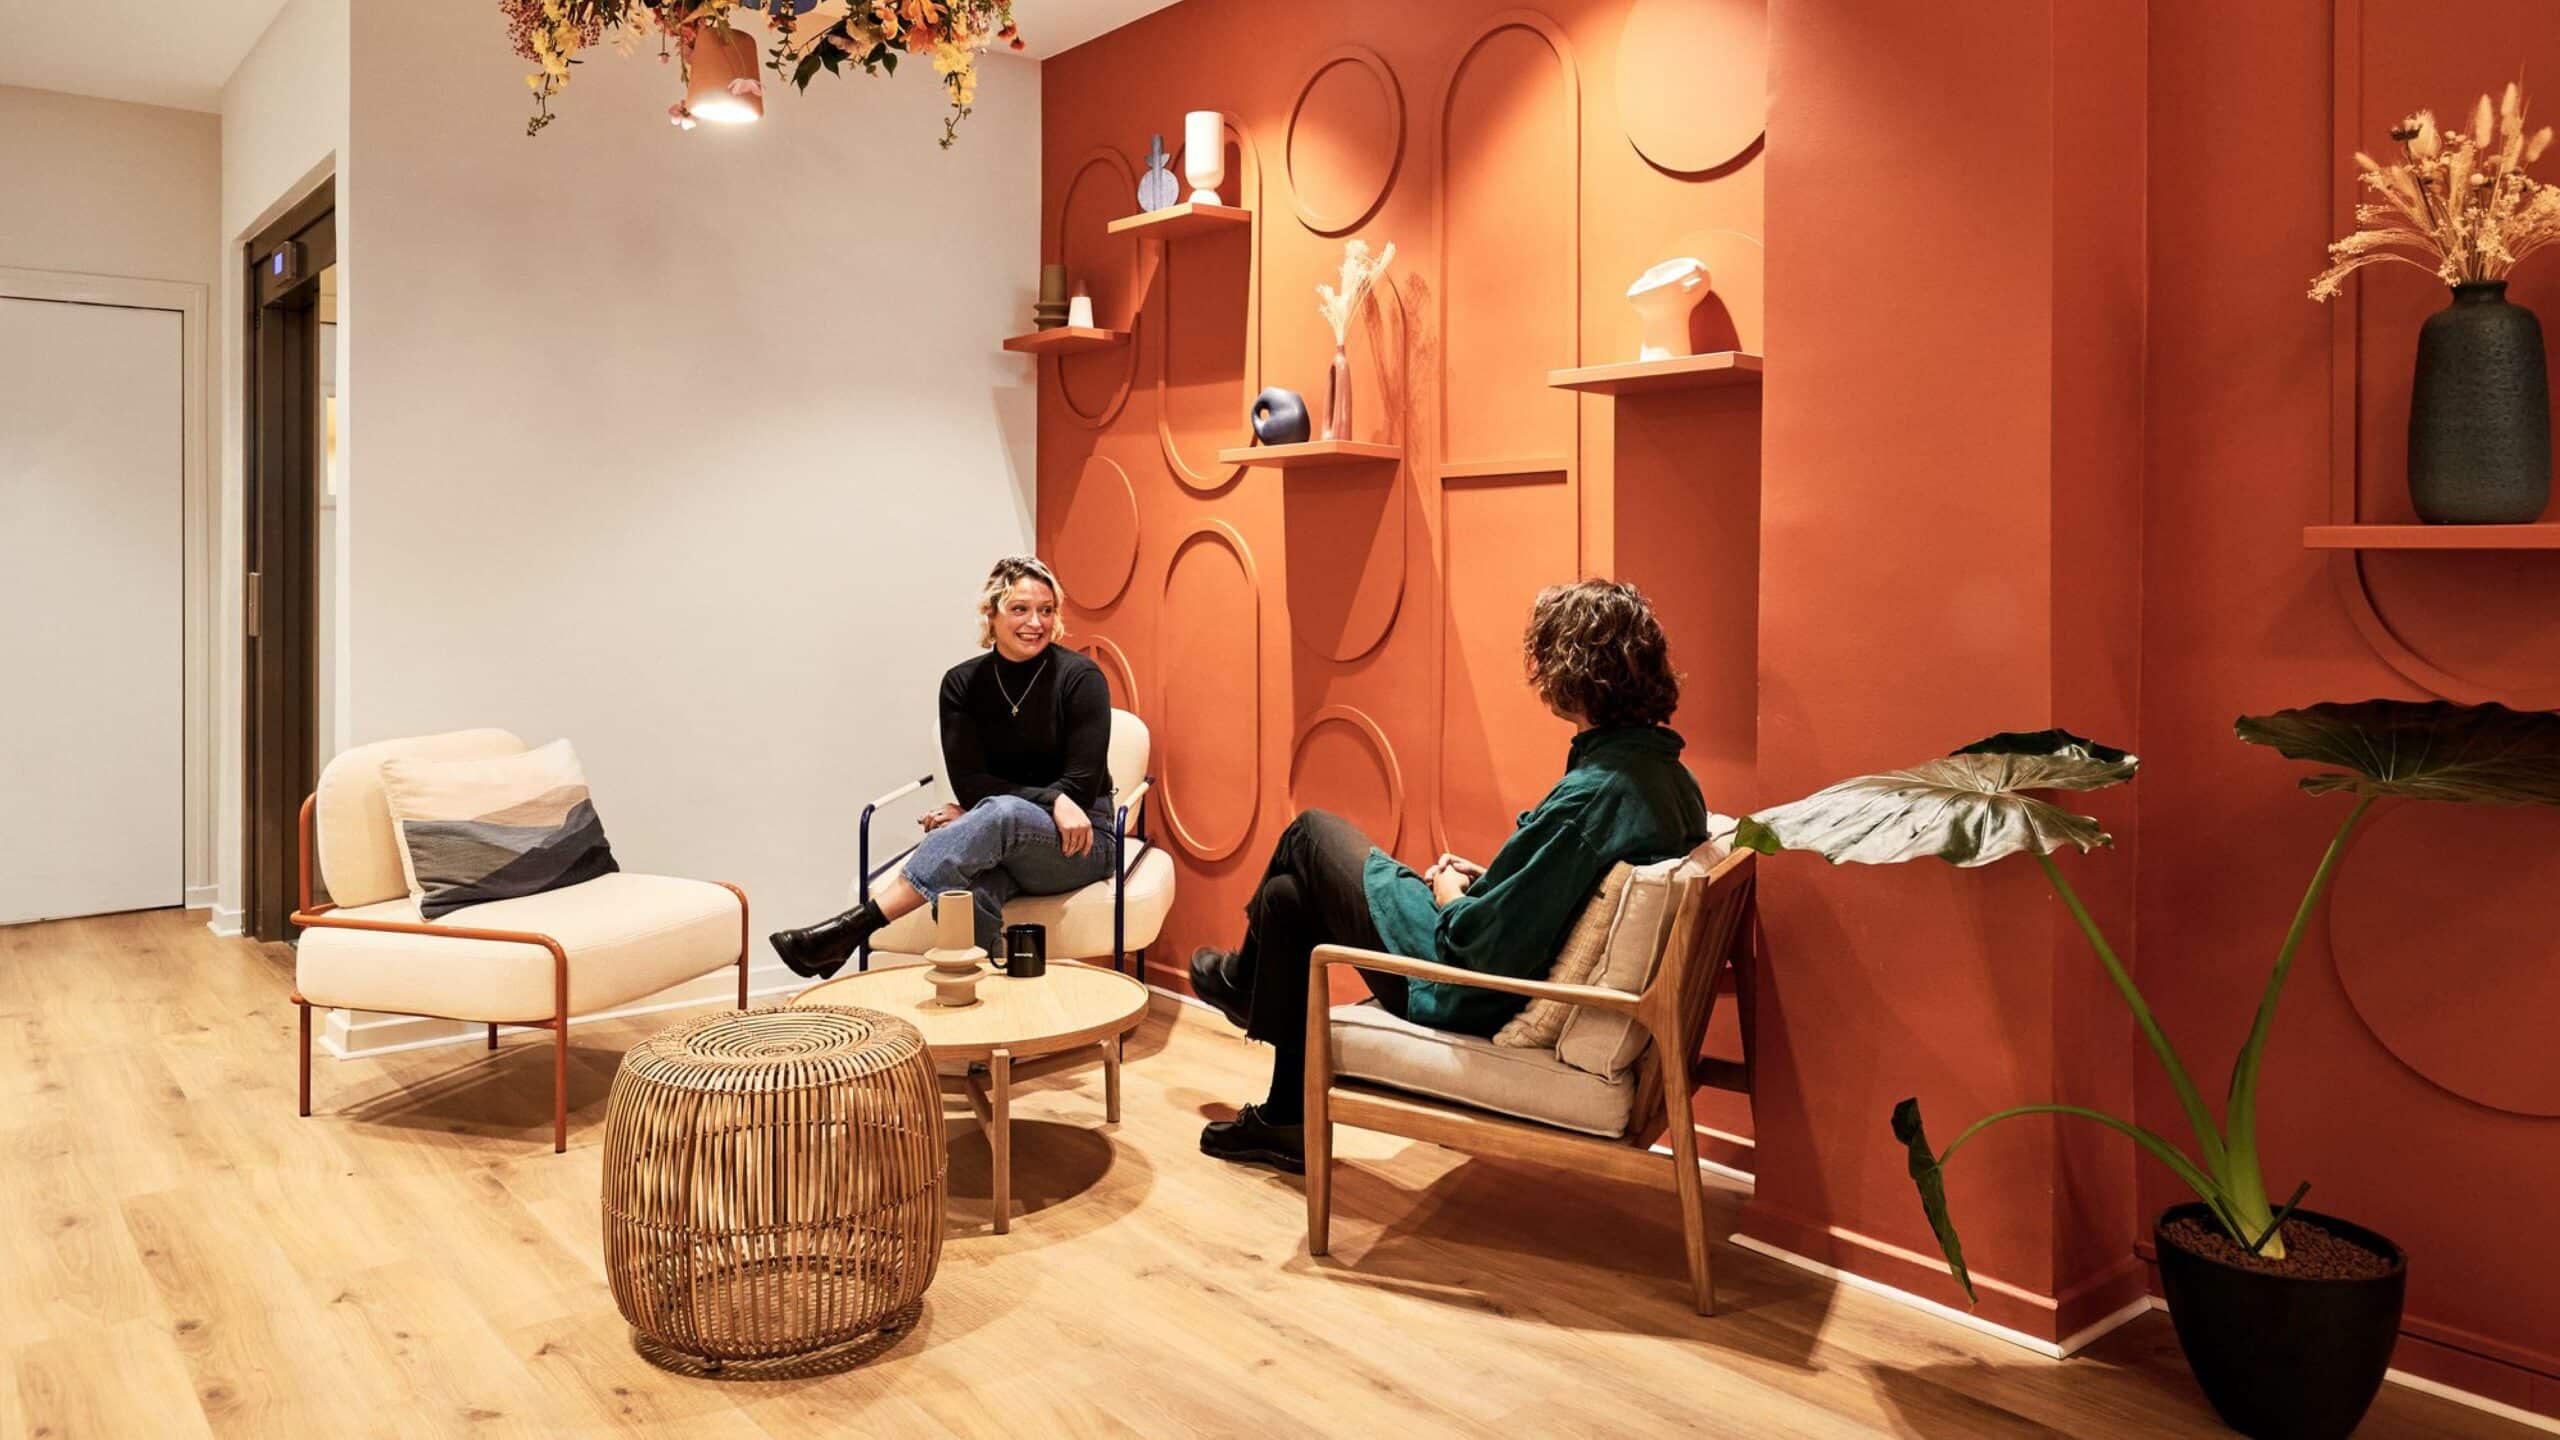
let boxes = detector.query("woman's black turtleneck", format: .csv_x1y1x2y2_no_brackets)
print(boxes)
938,646,1116,813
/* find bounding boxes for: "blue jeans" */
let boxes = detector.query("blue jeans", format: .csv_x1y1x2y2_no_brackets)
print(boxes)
901,794,1117,955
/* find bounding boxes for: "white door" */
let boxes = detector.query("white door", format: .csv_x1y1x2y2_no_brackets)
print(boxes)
0,298,185,925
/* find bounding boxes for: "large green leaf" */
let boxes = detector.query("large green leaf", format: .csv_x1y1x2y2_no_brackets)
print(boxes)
1737,730,2137,867
2236,700,2560,805
1892,1098,1975,1303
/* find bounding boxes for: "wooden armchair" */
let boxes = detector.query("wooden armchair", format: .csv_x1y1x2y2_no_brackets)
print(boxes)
1304,846,1758,1314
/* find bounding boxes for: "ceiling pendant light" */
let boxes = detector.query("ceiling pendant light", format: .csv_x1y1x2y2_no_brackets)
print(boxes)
684,25,763,126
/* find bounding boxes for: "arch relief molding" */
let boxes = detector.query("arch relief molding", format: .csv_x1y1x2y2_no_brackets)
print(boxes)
1049,145,1143,430
1289,268,1412,665
1430,8,1582,854
1073,634,1141,716
1052,454,1140,611
1157,116,1265,493
1153,520,1263,863
1288,704,1407,850
1286,44,1407,236
2323,5,2560,710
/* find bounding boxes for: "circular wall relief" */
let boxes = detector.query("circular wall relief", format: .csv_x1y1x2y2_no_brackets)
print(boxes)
1072,634,1139,715
1154,522,1262,862
1051,455,1139,610
1159,117,1262,493
2330,800,2560,1116
1287,705,1405,848
1616,0,1767,175
1286,45,1407,236
1283,465,1406,662
1052,146,1141,429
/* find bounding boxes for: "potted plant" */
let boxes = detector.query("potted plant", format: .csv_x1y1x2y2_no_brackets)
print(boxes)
1738,699,2560,1440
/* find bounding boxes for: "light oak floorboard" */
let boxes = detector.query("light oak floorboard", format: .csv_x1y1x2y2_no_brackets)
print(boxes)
0,908,2536,1439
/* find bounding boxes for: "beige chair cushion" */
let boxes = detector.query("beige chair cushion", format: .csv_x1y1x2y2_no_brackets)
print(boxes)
316,729,527,908
861,843,1173,961
1555,817,1741,1078
296,872,741,1022
1331,1000,1635,1138
1493,863,1634,1049
1105,709,1150,813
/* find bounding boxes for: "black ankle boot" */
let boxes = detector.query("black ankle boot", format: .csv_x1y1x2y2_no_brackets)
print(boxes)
1187,946,1251,1029
770,901,882,980
1200,1104,1304,1174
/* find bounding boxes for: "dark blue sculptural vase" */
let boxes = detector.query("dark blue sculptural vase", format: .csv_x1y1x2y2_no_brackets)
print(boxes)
1252,387,1310,446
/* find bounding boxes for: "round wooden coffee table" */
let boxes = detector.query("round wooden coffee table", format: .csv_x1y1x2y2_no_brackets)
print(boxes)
793,961,1149,1233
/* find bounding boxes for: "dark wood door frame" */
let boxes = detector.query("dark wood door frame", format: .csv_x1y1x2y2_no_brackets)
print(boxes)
243,179,335,941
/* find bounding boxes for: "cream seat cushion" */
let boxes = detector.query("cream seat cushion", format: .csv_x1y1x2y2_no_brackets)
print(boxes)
296,872,741,1022
1329,1000,1636,1138
857,843,1173,961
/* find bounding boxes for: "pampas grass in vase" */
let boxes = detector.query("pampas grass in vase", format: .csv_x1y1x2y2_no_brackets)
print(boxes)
1316,239,1395,442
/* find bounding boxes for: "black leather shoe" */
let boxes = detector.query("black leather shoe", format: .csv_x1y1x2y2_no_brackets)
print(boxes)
1186,946,1251,1029
1200,1104,1304,1174
770,907,871,980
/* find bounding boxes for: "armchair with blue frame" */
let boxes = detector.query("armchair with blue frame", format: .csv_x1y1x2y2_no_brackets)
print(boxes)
849,707,1174,976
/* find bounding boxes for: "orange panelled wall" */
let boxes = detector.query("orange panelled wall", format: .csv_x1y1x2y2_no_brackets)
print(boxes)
1036,0,1765,1155
2142,0,2560,1415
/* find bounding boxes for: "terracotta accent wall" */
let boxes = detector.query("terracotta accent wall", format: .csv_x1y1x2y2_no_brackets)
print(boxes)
1037,0,1766,1156
2144,0,2560,1415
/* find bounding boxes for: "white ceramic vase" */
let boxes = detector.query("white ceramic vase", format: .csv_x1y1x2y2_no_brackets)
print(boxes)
1627,257,1712,362
1184,110,1226,206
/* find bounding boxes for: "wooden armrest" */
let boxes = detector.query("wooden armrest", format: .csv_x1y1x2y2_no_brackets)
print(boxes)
1311,943,1641,1017
291,905,568,962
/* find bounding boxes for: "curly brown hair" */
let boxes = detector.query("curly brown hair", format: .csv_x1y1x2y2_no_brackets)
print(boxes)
1522,580,1680,729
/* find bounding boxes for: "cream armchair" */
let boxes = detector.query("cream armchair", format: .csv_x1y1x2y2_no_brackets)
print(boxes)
289,729,749,1152
1304,839,1758,1315
853,708,1174,975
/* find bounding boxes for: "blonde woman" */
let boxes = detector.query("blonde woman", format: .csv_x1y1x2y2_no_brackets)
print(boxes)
772,556,1116,978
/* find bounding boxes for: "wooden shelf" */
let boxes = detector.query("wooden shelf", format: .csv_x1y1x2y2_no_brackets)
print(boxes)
1106,203,1252,238
1002,326,1128,356
1216,439,1402,469
2303,523,2560,550
1547,351,1764,395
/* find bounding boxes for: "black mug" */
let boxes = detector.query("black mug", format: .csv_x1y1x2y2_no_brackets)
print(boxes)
1003,923,1048,978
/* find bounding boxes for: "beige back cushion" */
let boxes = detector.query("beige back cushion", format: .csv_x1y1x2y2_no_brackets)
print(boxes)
315,729,527,907
1107,708,1149,813
1493,864,1635,1049
1554,816,1741,1078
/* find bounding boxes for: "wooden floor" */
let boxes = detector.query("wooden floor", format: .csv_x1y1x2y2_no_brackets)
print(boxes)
0,907,2535,1439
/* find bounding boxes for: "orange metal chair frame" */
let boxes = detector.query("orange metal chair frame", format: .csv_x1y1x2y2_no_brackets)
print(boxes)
287,794,750,1152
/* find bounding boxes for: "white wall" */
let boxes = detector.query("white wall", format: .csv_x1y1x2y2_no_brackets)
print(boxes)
0,85,221,903
213,0,349,932
341,5,1038,1036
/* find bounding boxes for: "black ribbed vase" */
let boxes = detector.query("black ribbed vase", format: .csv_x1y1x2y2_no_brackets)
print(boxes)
2407,281,2551,524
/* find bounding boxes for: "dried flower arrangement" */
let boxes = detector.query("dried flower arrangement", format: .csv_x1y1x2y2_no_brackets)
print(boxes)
503,0,1020,145
2311,83,2560,300
1316,239,1397,346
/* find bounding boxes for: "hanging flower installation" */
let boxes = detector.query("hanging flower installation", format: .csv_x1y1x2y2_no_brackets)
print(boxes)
503,0,1021,146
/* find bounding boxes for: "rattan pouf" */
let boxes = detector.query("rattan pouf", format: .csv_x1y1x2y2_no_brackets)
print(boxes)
603,1005,944,1366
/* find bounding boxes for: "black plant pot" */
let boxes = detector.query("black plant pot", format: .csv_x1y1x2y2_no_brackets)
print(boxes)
2408,281,2552,524
2155,1203,2406,1440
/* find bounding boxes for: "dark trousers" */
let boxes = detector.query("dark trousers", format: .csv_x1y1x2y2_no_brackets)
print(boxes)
1239,811,1409,1118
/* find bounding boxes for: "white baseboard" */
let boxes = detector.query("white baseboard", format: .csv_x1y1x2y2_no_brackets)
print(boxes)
319,965,801,1060
2385,1366,2560,1434
206,906,244,938
185,885,217,909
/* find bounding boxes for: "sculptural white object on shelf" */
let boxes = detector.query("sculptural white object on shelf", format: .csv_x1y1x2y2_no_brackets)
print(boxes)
1627,257,1712,362
1184,110,1226,205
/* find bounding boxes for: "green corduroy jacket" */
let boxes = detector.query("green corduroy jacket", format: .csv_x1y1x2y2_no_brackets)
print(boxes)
1363,723,1710,1036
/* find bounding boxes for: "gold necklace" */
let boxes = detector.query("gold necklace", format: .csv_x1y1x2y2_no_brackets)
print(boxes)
994,655,1050,718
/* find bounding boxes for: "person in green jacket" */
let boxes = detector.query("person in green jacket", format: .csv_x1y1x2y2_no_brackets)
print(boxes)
1189,580,1710,1173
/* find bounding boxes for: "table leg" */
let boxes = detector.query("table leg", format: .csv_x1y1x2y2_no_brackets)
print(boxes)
1104,1032,1123,1125
990,1047,1012,1235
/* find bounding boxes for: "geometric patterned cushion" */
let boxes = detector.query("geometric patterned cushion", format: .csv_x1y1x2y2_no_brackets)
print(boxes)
378,738,617,920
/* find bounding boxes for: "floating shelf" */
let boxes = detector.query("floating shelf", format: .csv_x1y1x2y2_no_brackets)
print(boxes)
1217,439,1402,469
1547,351,1764,395
2304,523,2560,550
1106,203,1252,238
1002,326,1128,356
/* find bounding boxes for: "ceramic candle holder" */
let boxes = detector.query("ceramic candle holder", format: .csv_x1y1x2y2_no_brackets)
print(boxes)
1184,110,1226,205
924,889,986,1007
